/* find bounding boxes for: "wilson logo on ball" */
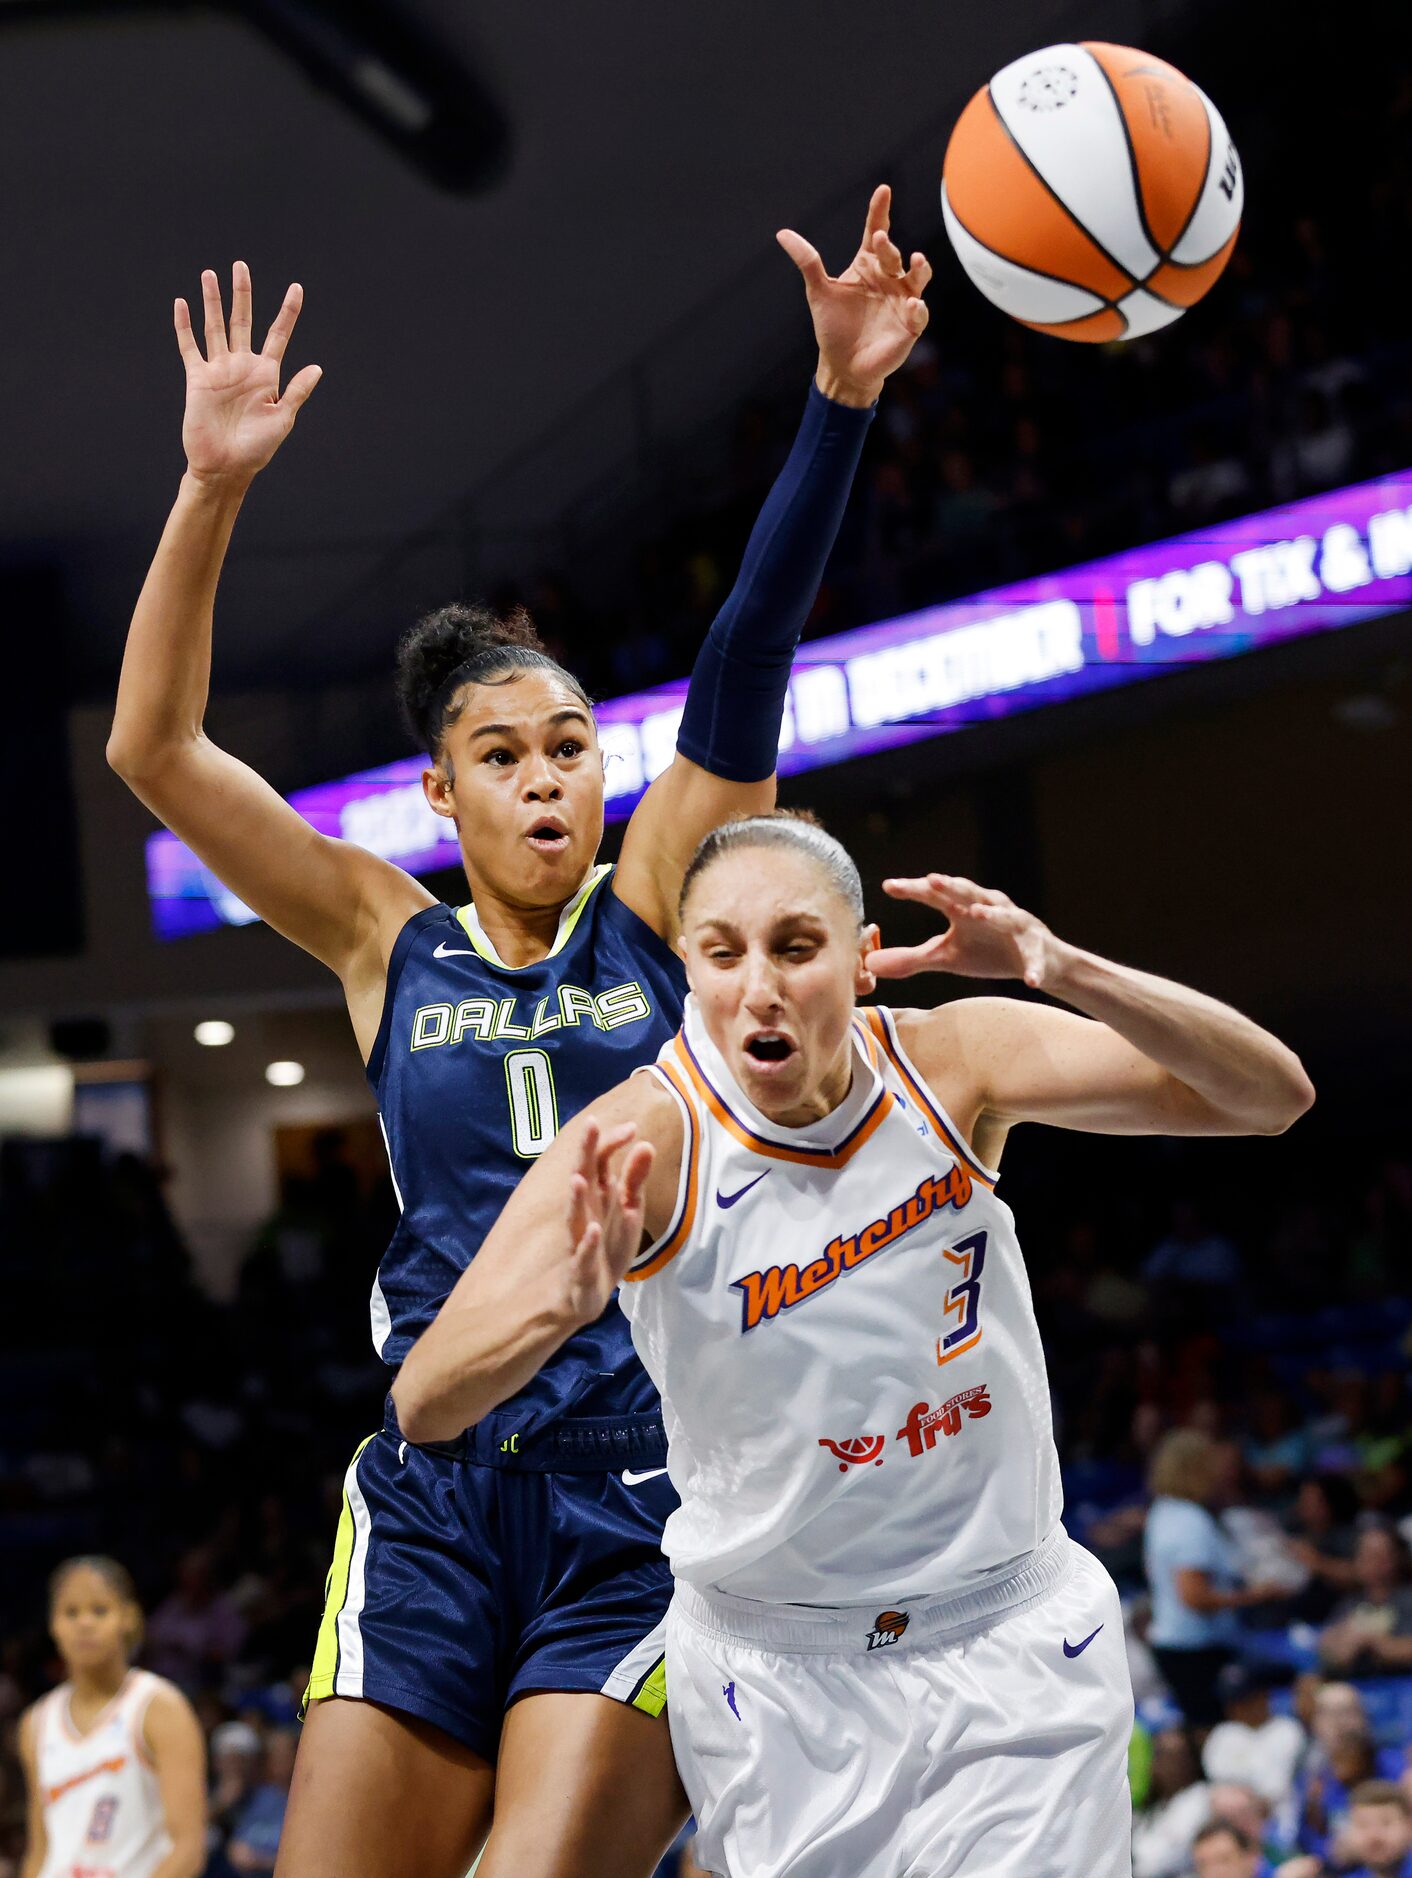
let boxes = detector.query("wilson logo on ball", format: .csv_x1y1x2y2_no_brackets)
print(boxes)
941,40,1242,342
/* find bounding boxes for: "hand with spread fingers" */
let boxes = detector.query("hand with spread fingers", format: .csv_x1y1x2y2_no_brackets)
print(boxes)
868,873,1059,989
563,1119,656,1325
777,183,933,407
174,260,322,489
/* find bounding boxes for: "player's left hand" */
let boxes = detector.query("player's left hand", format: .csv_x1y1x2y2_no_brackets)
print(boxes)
562,1118,655,1325
868,874,1058,989
778,184,931,407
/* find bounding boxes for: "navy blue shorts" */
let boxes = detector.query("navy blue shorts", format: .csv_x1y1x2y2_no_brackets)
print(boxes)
305,1411,677,1759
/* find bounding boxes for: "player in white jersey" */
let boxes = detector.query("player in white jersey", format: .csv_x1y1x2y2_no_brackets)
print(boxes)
19,1558,206,1878
394,812,1314,1877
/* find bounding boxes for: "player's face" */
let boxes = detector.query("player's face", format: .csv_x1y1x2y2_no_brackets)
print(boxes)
427,672,605,911
50,1568,135,1674
681,847,876,1126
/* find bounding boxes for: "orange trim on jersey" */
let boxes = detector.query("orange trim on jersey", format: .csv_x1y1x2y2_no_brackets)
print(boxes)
624,1059,699,1282
936,1327,983,1368
863,1009,996,1189
58,1674,132,1746
45,1754,127,1806
673,1032,895,1170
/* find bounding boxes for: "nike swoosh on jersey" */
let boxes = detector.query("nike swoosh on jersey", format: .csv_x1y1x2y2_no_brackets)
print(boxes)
622,1467,668,1486
717,1172,768,1209
1063,1624,1104,1658
432,941,478,958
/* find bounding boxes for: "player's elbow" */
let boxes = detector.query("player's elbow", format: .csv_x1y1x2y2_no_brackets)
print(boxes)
390,1362,456,1447
1253,1057,1316,1135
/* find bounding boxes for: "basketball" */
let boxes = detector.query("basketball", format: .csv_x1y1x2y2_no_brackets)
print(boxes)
941,42,1242,341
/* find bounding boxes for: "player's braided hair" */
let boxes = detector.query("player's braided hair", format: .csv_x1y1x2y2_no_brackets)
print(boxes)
678,810,865,928
396,601,593,759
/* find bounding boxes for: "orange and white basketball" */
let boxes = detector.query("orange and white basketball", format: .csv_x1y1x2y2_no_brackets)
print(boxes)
941,42,1242,342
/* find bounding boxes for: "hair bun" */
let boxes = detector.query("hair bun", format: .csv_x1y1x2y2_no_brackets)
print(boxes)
396,603,547,752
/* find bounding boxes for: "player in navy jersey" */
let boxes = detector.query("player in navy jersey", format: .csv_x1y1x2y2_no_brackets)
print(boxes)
110,189,932,1877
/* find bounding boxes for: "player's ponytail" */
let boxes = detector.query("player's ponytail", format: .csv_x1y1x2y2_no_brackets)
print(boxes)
396,601,593,758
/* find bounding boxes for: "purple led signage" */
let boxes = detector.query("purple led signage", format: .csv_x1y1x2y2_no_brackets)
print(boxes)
148,468,1412,938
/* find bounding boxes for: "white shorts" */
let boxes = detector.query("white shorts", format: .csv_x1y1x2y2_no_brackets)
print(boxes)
666,1530,1133,1878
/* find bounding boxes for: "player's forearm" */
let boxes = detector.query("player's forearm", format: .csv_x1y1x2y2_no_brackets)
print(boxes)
675,383,874,783
1045,942,1314,1133
393,1252,579,1443
107,472,248,782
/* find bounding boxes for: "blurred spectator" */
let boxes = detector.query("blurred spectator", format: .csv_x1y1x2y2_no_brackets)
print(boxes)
1243,1389,1315,1498
206,1720,265,1878
145,1547,248,1694
1143,1203,1243,1296
1340,1779,1412,1878
1132,1727,1210,1878
225,1727,297,1873
1295,1722,1405,1866
1319,1528,1412,1678
1286,1477,1362,1621
1144,1431,1280,1728
1202,1664,1305,1808
1191,1818,1267,1878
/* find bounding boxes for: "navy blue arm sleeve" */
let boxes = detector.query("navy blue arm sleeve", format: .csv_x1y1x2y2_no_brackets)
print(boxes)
675,383,875,783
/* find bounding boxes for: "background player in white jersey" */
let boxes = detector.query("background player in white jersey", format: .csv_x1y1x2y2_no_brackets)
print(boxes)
393,813,1314,1876
19,1557,206,1878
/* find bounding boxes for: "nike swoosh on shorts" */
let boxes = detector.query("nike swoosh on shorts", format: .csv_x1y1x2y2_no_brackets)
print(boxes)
622,1468,668,1486
1063,1624,1104,1658
433,941,478,958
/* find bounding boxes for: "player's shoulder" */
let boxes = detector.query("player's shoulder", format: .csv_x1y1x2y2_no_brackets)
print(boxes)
884,996,1028,1077
137,1674,203,1756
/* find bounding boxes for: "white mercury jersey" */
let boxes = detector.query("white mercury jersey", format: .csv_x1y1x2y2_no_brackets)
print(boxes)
620,997,1063,1604
33,1670,171,1878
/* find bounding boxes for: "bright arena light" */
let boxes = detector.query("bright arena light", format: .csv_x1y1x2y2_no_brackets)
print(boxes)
264,1060,305,1087
194,1019,235,1047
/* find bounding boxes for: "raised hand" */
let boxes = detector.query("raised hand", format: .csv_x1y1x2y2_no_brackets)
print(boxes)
562,1118,655,1325
777,184,932,406
868,874,1057,989
174,261,322,487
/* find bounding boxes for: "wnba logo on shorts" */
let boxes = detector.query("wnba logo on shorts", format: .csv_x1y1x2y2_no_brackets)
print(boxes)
865,1609,910,1651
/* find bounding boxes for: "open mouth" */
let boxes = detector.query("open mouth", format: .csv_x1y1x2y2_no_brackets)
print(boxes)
526,820,570,854
744,1032,795,1067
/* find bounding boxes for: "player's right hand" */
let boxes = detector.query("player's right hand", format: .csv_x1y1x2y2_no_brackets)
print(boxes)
174,261,322,487
564,1118,655,1325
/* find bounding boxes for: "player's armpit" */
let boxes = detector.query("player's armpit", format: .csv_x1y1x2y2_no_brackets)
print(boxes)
613,752,775,943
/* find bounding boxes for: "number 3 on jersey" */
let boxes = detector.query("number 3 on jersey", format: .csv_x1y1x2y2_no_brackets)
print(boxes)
938,1229,986,1366
505,1049,559,1157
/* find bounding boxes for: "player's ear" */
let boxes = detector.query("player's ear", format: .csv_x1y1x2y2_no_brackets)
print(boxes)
855,923,880,997
423,761,457,822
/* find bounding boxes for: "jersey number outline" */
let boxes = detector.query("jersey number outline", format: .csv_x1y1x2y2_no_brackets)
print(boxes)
938,1229,986,1367
505,1049,559,1158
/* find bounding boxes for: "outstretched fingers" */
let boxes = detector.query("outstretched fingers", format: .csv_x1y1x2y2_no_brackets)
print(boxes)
199,268,227,357
261,281,305,363
776,227,828,290
279,362,323,417
861,182,891,248
867,935,953,979
906,249,933,296
173,296,202,368
228,260,253,351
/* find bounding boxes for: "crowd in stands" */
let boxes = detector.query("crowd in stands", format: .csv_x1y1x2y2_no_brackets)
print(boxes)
1,1115,1409,1875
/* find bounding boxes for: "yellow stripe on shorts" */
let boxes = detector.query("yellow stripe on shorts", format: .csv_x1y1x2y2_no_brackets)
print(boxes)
305,1434,375,1706
630,1655,668,1719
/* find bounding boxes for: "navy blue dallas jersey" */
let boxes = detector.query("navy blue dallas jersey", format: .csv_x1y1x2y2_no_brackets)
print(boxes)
367,862,687,1449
